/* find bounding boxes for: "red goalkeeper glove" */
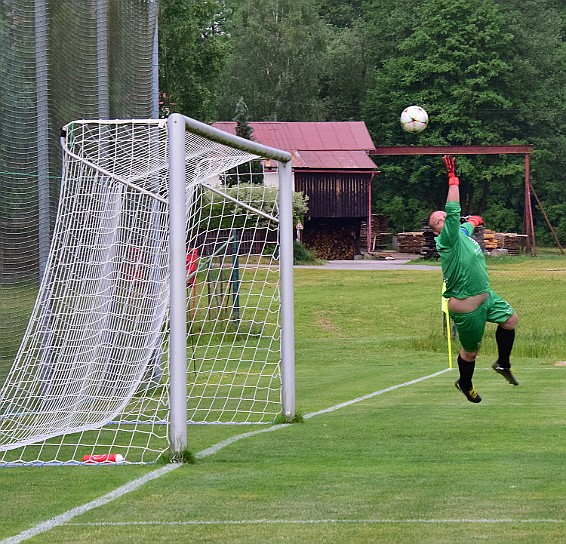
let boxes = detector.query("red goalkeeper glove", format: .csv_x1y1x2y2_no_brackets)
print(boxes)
466,215,483,228
443,155,459,186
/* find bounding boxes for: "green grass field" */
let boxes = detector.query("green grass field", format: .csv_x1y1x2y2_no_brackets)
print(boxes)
0,256,565,543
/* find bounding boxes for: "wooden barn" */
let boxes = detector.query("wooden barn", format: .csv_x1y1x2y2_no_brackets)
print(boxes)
213,121,379,259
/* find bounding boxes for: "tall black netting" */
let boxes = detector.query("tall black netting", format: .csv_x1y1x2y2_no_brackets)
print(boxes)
0,0,159,384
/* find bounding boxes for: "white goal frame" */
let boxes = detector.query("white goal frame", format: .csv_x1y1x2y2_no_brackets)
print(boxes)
167,114,295,455
0,114,295,465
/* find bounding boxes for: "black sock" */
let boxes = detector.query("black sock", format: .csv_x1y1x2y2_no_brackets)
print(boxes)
496,326,515,368
457,355,475,388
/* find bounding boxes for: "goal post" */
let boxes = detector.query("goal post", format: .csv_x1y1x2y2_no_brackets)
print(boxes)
0,115,296,465
168,113,295,455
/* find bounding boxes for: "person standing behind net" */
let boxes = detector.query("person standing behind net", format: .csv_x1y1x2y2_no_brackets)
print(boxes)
428,155,519,403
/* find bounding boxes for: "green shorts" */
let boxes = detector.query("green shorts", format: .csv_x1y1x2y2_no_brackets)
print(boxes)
449,290,515,353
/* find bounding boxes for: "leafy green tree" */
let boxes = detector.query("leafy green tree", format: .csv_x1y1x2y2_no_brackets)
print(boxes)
233,97,254,140
156,0,566,243
319,19,371,121
318,0,364,28
495,0,566,244
363,0,524,231
159,0,230,122
317,1,372,121
216,0,327,121
223,98,264,186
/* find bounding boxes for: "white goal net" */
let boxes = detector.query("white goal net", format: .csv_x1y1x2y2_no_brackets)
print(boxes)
0,116,295,465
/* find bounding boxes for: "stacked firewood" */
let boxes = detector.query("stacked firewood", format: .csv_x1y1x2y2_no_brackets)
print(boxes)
494,233,523,255
410,223,520,259
421,221,439,259
360,214,390,249
303,224,357,259
483,229,498,251
471,225,486,251
397,231,425,253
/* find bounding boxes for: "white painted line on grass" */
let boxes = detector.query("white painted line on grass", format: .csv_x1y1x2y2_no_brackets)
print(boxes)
198,369,450,457
1,369,450,543
304,368,451,419
195,423,291,459
66,517,565,526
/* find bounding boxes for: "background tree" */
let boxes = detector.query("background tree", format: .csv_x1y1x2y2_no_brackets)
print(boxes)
159,0,230,122
223,97,264,187
495,0,566,244
363,0,523,231
319,20,370,121
216,0,327,121
316,0,371,121
156,0,566,244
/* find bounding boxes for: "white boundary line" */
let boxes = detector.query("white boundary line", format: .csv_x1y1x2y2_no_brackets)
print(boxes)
194,369,451,458
66,518,565,526
304,368,450,419
9,368,563,543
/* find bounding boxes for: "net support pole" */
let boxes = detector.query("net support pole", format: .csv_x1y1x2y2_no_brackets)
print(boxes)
168,114,188,455
34,0,50,279
279,159,296,419
149,0,159,119
96,0,109,119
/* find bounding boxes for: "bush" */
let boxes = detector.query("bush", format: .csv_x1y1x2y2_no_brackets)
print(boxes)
293,240,318,264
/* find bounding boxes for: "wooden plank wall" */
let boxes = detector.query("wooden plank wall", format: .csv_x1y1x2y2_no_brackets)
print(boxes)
295,172,370,218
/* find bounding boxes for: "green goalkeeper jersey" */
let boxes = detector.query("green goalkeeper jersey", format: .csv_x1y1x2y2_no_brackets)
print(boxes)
435,201,490,300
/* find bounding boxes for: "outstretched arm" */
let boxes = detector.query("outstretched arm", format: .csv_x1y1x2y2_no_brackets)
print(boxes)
443,156,484,232
443,155,459,203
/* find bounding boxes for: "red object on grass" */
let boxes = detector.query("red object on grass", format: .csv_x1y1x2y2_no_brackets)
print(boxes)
82,453,123,463
186,248,198,286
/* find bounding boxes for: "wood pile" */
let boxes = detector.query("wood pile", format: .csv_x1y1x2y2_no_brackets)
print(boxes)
472,226,486,252
360,214,390,250
494,233,523,255
302,223,357,259
483,229,498,251
397,231,425,253
400,224,523,258
421,222,438,259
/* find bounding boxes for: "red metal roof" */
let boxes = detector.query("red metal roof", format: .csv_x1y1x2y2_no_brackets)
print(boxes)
291,150,376,170
212,121,378,170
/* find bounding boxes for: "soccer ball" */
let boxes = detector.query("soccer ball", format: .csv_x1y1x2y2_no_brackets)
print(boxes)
400,105,429,133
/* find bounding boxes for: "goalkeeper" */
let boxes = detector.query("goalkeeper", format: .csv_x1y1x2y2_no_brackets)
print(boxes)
428,155,519,403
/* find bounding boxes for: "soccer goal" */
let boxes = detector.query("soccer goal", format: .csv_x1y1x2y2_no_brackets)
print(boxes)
0,114,295,465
